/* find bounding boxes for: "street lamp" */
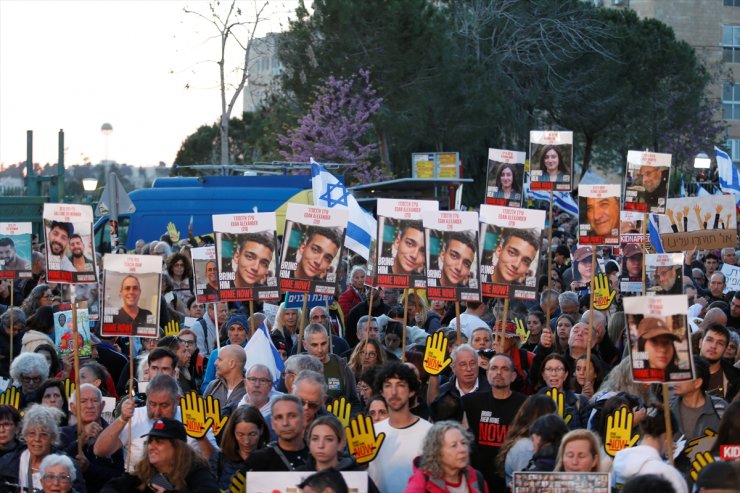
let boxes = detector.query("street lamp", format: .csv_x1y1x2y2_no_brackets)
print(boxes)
82,177,98,205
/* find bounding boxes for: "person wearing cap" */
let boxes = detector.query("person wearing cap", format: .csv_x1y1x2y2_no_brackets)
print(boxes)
636,316,681,375
491,229,538,285
621,243,643,279
46,221,75,272
100,417,218,492
670,357,728,444
653,264,682,295
571,246,596,285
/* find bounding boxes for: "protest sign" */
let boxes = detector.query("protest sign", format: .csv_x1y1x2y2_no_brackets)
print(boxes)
512,471,611,493
0,222,32,280
528,130,574,192
60,283,100,321
375,198,438,289
43,203,97,284
101,254,162,338
618,211,648,294
246,471,368,493
624,295,694,383
646,253,684,295
278,203,347,295
424,210,481,302
53,302,92,359
659,195,737,251
485,148,525,207
578,184,621,246
570,246,602,293
623,150,671,213
214,212,280,302
479,205,545,300
191,246,220,303
284,292,333,309
721,263,740,294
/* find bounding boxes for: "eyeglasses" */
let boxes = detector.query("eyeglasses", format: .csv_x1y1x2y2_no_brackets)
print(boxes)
544,367,566,374
454,362,478,370
246,377,272,386
41,474,71,483
301,399,322,411
178,338,195,347
0,422,15,428
21,375,42,383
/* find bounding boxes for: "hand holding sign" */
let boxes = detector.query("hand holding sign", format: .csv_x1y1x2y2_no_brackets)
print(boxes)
327,397,352,427
514,318,530,342
179,391,213,439
604,407,640,457
423,331,451,375
592,273,616,310
345,414,385,464
546,388,572,425
204,394,228,437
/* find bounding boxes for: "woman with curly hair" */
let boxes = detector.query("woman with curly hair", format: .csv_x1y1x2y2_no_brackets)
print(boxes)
20,284,54,317
166,252,194,305
348,338,386,380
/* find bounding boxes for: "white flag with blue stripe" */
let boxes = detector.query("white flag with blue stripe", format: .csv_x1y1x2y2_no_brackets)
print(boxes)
648,214,664,253
679,177,687,198
717,146,740,196
525,184,579,216
244,320,285,383
311,160,377,260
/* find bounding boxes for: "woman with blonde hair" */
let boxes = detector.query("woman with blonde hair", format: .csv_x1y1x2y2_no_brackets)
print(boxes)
347,337,386,378
554,429,601,473
273,302,301,355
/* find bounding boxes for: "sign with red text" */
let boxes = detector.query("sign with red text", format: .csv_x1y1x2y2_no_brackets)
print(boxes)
623,150,671,213
43,203,97,284
578,184,621,246
645,253,684,295
479,205,545,300
191,246,220,304
0,222,32,280
485,148,525,207
619,211,648,294
659,195,737,252
528,130,573,192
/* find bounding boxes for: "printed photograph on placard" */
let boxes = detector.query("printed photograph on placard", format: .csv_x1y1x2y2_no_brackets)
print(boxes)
214,212,280,302
278,203,347,295
43,204,98,284
101,254,162,338
0,222,33,280
578,184,621,246
375,198,439,290
646,253,684,295
53,301,92,359
191,246,220,303
570,245,603,293
528,130,574,192
479,204,545,300
623,150,671,213
624,295,694,383
659,195,738,252
423,211,480,302
512,471,611,493
618,243,644,296
485,149,525,207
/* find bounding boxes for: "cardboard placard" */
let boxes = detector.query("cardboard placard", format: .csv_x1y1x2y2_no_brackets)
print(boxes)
528,130,574,192
485,148,525,207
645,253,684,295
0,222,32,279
578,184,621,246
623,150,671,213
53,301,92,358
659,195,737,251
512,471,611,493
43,204,97,284
191,246,220,304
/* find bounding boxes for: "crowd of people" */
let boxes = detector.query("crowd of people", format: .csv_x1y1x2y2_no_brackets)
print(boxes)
0,207,739,493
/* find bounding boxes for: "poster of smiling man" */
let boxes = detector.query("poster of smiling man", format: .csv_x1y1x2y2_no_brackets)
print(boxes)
528,130,574,192
646,253,684,295
279,203,347,295
578,184,621,246
485,148,525,207
375,198,439,290
214,212,279,303
0,222,32,280
43,203,97,284
424,211,480,302
623,150,671,214
101,254,162,338
479,204,545,300
659,195,737,252
191,246,220,304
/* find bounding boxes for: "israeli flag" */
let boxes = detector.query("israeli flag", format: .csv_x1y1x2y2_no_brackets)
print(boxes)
525,184,579,216
244,320,285,384
717,146,740,196
311,160,376,260
648,214,664,254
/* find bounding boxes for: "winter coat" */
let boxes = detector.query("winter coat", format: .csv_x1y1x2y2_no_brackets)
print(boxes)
405,456,489,493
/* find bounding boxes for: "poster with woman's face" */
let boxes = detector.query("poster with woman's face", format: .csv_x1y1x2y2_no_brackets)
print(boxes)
214,212,279,302
423,211,480,302
485,149,525,207
528,131,574,192
43,203,97,284
623,150,671,214
191,246,220,304
624,295,694,383
578,184,621,246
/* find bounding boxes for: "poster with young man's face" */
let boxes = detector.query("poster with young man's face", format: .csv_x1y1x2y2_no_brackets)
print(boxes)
43,204,97,284
191,246,220,304
479,205,545,300
214,212,279,302
624,295,694,383
623,150,671,213
101,254,161,338
485,149,525,207
528,130,574,192
423,211,480,302
578,184,621,246
646,253,684,296
375,198,439,290
0,222,32,280
278,203,347,295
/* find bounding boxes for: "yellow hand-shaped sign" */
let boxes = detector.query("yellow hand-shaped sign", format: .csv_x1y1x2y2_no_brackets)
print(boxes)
0,386,20,411
592,273,616,310
423,331,451,375
179,391,213,439
683,428,717,463
345,413,385,464
327,397,352,427
604,407,640,457
164,320,181,338
689,451,715,482
546,388,572,425
63,378,76,400
166,222,180,242
514,318,530,342
204,394,228,437
226,470,245,493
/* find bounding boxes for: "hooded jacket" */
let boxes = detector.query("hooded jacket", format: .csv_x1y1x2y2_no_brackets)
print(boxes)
611,445,688,493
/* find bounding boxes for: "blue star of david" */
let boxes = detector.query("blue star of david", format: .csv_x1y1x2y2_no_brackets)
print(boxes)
320,182,350,207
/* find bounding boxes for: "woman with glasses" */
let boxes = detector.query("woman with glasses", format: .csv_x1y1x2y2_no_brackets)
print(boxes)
20,284,55,317
0,405,21,460
536,354,591,430
9,352,49,408
39,454,77,493
348,338,386,380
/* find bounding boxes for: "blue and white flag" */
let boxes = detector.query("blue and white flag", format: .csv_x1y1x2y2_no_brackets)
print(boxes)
311,160,376,260
717,146,740,196
244,320,285,384
525,184,579,217
697,186,711,197
648,214,664,254
679,177,687,198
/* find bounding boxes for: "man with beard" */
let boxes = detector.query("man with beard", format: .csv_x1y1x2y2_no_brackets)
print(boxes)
0,238,30,271
654,265,682,295
68,234,93,273
699,324,740,401
46,221,75,271
462,354,527,492
635,164,668,208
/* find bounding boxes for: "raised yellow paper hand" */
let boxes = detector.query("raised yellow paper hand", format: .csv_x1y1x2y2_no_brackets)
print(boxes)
604,407,640,457
689,451,715,482
546,387,572,425
204,394,228,437
514,318,530,342
63,378,76,400
345,414,385,464
423,331,451,375
166,222,180,242
592,273,616,310
327,397,352,427
224,471,245,493
179,391,213,439
0,386,20,411
683,428,717,462
164,320,181,337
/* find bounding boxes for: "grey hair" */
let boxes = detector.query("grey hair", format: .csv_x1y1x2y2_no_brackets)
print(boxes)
293,369,328,398
309,306,329,318
21,404,63,447
581,309,606,327
271,393,304,417
0,307,25,329
136,355,150,382
356,315,378,332
558,291,579,306
304,322,328,338
285,354,324,374
247,363,274,380
10,352,49,381
69,383,102,406
419,421,473,478
349,265,366,279
146,374,180,402
451,344,478,363
39,453,76,482
540,289,559,304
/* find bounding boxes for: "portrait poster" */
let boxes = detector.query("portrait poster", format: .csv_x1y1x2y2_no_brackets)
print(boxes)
191,246,220,304
278,203,347,295
721,263,740,294
512,471,611,493
375,198,439,290
42,203,97,284
528,130,574,192
423,211,480,302
619,211,649,253
624,295,694,383
623,150,671,213
479,204,545,300
578,184,621,246
0,222,32,280
246,471,367,493
485,148,525,207
101,254,161,338
53,301,92,359
645,253,684,296
214,212,280,302
658,195,737,252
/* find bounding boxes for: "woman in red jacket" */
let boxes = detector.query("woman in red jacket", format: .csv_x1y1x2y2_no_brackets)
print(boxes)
338,266,367,318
